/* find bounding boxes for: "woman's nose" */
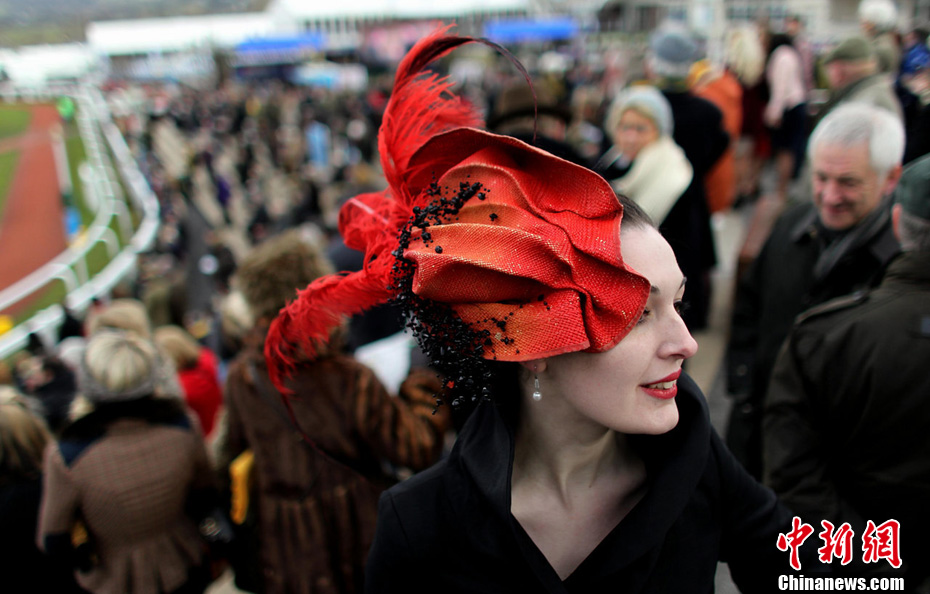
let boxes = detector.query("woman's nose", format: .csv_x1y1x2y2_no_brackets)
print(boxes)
664,315,698,360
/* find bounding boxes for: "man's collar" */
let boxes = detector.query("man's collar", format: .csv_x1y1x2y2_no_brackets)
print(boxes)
791,195,894,244
790,204,821,243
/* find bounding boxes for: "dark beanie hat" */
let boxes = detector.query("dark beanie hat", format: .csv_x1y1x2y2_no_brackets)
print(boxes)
894,154,930,220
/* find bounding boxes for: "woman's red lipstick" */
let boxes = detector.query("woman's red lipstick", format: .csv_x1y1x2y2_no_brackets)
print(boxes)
640,370,681,400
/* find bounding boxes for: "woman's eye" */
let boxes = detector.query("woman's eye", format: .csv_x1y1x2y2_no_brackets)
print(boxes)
674,300,690,315
637,308,651,325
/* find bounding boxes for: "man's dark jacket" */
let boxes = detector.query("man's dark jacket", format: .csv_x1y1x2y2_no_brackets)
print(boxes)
764,251,930,585
366,375,809,594
726,200,900,477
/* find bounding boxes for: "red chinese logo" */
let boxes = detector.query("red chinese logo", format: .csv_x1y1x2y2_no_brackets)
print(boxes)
777,516,815,570
862,520,902,568
818,521,855,565
777,517,904,570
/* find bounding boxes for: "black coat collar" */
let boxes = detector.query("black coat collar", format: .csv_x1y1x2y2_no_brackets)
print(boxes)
447,373,711,585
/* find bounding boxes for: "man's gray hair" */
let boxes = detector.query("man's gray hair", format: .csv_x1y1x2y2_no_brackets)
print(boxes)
858,0,898,31
807,103,904,178
898,209,930,252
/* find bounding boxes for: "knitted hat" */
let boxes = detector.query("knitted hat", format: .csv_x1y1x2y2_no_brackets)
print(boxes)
650,27,699,65
264,26,650,392
858,0,898,31
894,154,930,220
824,36,876,64
647,27,700,82
607,85,674,138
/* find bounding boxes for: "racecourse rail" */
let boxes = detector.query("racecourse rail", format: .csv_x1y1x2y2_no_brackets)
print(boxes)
0,84,159,359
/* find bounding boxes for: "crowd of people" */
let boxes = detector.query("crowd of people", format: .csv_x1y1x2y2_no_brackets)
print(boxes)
2,1,930,592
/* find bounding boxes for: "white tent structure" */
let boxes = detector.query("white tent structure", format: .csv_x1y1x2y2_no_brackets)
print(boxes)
85,1,530,58
77,0,533,81
0,44,98,86
267,0,529,20
266,0,530,49
86,13,281,57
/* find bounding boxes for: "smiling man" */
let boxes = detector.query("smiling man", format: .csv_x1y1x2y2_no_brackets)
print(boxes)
763,152,930,587
725,102,904,478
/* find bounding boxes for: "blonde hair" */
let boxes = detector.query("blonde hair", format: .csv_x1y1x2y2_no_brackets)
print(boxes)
726,26,766,86
154,325,202,370
81,331,163,402
86,299,152,339
0,393,51,483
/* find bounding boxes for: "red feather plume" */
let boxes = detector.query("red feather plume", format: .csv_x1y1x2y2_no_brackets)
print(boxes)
378,25,485,205
264,25,491,393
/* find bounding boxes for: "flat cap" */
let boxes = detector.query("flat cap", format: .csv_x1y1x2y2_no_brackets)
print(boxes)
824,36,876,64
894,154,930,220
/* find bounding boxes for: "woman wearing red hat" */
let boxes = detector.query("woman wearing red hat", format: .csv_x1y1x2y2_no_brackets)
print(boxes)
266,28,811,593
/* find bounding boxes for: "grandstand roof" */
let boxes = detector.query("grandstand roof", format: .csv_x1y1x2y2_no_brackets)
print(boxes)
267,0,529,20
86,13,279,56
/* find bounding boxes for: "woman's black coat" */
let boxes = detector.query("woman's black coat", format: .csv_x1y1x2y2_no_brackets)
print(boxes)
366,374,811,593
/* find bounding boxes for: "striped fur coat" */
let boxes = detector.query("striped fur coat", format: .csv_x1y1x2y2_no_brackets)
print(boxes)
216,334,448,594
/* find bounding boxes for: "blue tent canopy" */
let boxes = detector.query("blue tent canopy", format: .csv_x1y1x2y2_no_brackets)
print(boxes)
483,18,578,44
235,33,326,54
233,33,327,67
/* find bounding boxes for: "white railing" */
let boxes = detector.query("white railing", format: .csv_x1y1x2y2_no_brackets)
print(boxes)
0,84,159,358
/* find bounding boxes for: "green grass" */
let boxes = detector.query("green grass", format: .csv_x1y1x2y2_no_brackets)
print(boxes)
64,122,92,226
8,277,68,325
0,149,20,220
0,105,32,140
85,241,111,277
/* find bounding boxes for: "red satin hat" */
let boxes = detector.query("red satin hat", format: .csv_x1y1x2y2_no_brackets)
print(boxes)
265,27,649,390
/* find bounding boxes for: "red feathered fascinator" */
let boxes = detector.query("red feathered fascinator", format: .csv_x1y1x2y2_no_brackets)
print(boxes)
265,26,650,392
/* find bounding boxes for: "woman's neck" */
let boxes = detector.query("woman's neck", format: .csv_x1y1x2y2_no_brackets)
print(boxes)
512,399,640,499
510,396,647,579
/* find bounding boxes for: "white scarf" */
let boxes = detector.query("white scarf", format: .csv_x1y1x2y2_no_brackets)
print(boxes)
608,136,693,225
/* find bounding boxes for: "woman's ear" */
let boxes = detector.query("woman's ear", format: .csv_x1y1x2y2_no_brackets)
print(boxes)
517,359,548,374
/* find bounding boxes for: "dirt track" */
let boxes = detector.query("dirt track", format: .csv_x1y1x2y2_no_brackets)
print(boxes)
0,104,68,309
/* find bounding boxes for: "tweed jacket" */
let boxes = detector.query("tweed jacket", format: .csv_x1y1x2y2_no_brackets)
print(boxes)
216,335,448,594
38,398,213,594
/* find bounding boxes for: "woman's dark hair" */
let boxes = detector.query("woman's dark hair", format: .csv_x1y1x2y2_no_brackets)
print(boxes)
617,192,655,231
768,33,795,58
913,27,929,45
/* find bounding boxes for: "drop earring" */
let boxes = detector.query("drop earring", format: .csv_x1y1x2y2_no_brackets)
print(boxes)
532,374,542,401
